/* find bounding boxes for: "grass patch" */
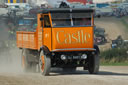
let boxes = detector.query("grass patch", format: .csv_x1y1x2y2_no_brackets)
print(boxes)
100,48,128,66
100,62,128,66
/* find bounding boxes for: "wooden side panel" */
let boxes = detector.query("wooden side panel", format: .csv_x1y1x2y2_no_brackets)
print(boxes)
17,31,37,49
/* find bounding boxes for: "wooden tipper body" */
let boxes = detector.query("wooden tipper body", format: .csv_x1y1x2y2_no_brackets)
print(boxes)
17,8,95,52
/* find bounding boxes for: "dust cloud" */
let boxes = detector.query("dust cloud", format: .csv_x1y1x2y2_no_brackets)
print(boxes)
0,18,23,74
0,48,23,73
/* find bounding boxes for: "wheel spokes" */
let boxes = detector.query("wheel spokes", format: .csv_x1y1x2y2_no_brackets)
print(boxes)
22,56,25,68
40,55,45,72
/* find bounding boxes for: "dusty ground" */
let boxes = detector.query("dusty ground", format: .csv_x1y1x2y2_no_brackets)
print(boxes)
0,66,128,85
0,17,128,85
0,48,128,85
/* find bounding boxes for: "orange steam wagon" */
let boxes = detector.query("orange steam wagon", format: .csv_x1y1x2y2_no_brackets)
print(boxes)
16,8,100,76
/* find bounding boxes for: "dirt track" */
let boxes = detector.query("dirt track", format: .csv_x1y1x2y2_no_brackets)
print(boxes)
0,66,128,85
0,48,128,85
0,17,128,85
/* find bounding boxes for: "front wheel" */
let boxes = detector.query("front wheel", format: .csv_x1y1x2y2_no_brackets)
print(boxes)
39,50,51,76
88,54,100,74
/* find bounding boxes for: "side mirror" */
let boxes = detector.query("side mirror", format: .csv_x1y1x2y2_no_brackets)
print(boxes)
40,18,43,21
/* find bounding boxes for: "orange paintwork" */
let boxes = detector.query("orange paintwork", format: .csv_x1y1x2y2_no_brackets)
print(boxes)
36,14,43,50
52,27,94,51
17,12,94,52
41,55,45,71
43,28,52,51
17,31,37,49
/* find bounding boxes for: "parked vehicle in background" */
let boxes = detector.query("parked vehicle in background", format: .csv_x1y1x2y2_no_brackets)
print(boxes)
94,27,107,45
111,35,128,48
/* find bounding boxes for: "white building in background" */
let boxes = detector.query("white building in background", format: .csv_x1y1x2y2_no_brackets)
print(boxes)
26,0,47,7
93,0,115,3
93,0,125,3
0,0,6,4
37,0,47,5
0,0,8,15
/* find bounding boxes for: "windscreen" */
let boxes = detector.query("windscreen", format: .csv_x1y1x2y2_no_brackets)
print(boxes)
51,13,71,27
51,12,92,27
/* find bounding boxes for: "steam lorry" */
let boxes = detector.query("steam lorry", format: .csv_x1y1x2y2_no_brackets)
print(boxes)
16,8,100,76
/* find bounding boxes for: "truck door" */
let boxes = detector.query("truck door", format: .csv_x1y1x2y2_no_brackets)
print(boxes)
42,15,52,51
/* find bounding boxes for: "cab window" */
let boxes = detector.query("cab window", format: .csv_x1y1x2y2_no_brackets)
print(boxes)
51,13,71,27
44,15,51,28
72,13,92,26
51,12,92,27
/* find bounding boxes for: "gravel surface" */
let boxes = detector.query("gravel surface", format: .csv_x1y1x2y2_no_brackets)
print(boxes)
0,16,128,85
0,66,128,85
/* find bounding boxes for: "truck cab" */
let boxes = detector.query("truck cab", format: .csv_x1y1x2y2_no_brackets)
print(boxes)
17,8,100,76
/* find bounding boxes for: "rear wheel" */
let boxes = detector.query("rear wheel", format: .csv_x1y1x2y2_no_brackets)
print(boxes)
88,54,100,74
39,50,51,76
22,49,37,72
21,49,31,72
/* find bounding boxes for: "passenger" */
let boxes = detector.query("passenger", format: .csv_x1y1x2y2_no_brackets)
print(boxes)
44,19,51,27
81,18,91,26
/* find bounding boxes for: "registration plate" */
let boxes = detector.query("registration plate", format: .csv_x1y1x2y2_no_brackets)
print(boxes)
73,56,80,59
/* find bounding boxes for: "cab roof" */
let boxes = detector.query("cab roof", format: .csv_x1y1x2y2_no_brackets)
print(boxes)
39,8,94,13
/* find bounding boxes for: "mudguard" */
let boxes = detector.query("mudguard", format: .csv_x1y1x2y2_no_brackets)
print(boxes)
94,44,100,54
40,46,51,55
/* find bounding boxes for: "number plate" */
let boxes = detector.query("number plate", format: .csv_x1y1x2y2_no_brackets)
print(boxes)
73,56,80,59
